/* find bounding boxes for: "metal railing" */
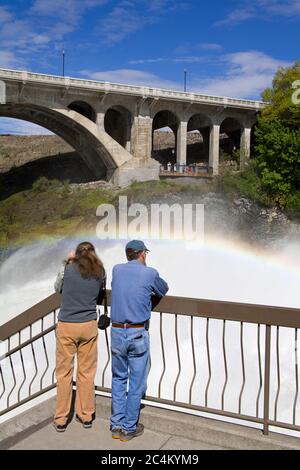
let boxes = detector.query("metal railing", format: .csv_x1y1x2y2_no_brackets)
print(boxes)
159,163,211,177
1,292,300,436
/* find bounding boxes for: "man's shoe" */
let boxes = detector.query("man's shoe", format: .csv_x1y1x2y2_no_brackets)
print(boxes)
52,422,67,433
110,426,122,439
75,414,93,429
120,423,144,442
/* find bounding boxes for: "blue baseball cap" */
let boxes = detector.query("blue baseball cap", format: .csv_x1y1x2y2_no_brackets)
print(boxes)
125,240,149,253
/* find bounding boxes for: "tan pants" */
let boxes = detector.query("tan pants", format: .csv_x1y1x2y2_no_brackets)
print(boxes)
54,320,98,425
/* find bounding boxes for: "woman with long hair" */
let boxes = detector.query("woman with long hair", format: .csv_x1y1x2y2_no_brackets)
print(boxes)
53,241,105,432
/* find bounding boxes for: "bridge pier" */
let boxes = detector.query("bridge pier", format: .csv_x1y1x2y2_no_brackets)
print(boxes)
96,110,105,128
209,123,220,175
240,126,252,167
177,121,188,166
132,115,153,159
112,156,160,187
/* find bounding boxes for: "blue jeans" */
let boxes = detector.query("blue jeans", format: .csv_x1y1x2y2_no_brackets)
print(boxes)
110,326,149,432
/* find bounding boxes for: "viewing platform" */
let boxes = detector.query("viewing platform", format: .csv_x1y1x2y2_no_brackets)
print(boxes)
2,395,300,450
159,163,214,180
1,292,300,450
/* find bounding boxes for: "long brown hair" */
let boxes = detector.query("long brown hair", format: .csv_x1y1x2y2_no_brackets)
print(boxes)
74,242,104,279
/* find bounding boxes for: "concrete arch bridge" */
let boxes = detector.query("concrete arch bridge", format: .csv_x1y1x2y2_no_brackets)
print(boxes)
0,69,265,186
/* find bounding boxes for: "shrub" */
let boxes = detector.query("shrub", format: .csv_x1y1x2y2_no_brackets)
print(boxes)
286,191,300,214
32,177,61,193
220,162,271,206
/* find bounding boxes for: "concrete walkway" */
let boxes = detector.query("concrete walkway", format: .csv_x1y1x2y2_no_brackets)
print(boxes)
1,396,300,450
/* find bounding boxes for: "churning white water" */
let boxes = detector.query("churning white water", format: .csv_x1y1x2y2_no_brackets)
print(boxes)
1,236,300,436
1,236,300,324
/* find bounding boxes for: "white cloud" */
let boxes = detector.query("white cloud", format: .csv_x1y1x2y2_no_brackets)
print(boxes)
128,56,208,65
192,73,269,99
0,6,12,22
148,0,175,11
215,8,255,26
29,0,111,44
0,0,109,68
98,0,189,44
257,0,300,15
147,0,189,12
216,0,300,26
81,68,180,89
228,51,288,74
82,51,289,99
0,117,53,135
174,42,222,55
197,43,223,51
189,51,290,99
0,19,53,51
173,56,207,64
99,6,152,44
30,0,108,22
0,50,24,68
129,58,169,65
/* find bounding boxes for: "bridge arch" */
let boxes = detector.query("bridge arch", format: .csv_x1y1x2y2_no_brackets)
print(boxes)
68,100,96,122
152,110,179,165
187,113,212,165
0,102,132,180
220,116,243,161
104,105,132,151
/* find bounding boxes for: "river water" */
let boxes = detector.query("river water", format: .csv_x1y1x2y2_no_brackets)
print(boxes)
1,235,300,324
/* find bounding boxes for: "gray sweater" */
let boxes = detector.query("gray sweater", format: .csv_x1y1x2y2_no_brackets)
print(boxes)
55,262,104,323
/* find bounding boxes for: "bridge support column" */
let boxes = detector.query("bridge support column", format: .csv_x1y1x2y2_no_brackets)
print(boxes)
96,111,105,129
132,115,153,159
177,121,187,165
209,123,220,175
240,126,252,167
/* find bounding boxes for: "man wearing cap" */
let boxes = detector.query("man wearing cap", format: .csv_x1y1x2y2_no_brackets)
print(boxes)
110,240,169,441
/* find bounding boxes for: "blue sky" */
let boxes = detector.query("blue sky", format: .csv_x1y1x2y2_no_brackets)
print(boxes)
0,0,299,134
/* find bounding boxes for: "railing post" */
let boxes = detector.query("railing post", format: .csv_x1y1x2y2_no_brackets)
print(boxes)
263,324,271,435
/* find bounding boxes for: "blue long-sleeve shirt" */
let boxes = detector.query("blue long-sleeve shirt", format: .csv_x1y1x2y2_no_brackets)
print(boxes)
110,260,169,324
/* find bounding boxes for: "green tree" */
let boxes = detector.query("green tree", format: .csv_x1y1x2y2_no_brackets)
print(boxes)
255,61,300,206
261,60,300,129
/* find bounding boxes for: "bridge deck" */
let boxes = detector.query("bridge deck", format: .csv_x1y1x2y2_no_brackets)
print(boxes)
0,68,265,111
1,395,300,451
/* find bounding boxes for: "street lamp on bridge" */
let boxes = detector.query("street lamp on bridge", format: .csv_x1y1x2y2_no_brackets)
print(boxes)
184,69,187,92
62,50,65,77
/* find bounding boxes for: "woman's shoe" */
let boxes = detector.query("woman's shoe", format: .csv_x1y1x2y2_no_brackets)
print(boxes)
52,422,67,432
76,414,93,429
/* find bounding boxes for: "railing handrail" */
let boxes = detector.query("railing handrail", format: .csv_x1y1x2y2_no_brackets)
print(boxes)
2,291,300,341
0,293,60,341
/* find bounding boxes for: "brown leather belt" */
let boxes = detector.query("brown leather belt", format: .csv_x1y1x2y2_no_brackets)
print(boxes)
112,323,145,329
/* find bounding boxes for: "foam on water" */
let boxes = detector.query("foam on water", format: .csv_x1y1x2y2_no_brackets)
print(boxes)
1,236,300,325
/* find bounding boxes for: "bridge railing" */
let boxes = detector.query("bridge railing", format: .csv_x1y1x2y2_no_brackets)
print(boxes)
1,292,300,436
0,68,265,110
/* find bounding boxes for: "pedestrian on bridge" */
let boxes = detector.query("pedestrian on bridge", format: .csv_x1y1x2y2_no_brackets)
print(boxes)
53,241,105,432
110,240,169,441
